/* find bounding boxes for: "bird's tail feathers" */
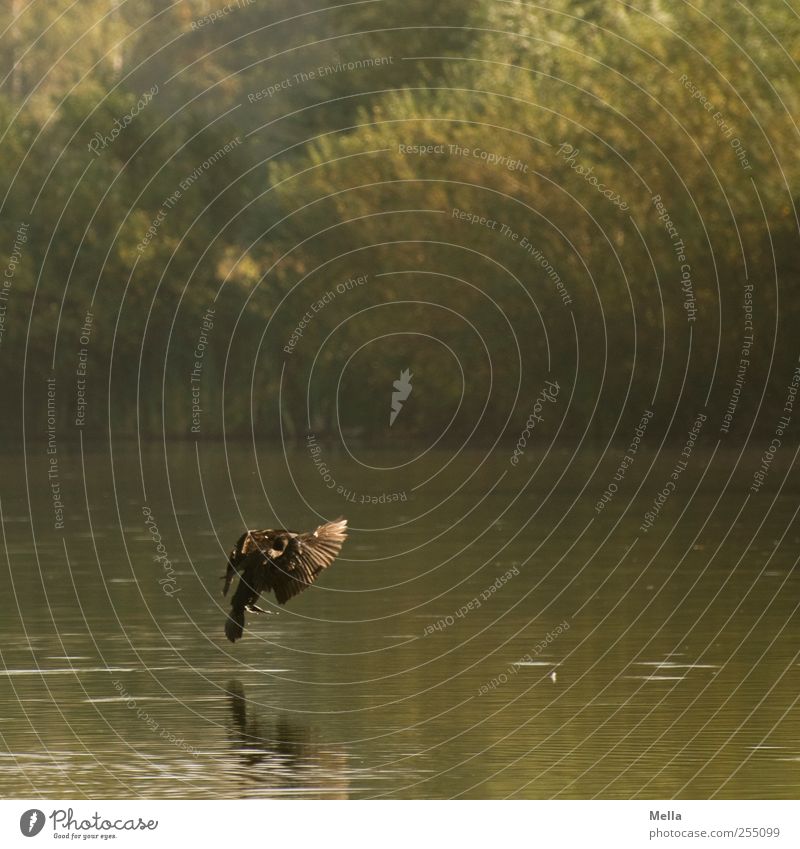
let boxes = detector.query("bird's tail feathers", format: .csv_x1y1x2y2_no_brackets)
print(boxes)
225,607,245,643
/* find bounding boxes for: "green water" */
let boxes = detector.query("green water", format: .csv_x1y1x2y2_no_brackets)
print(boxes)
1,442,799,798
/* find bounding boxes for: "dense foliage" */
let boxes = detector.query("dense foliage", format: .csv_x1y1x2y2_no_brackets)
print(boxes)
1,1,797,443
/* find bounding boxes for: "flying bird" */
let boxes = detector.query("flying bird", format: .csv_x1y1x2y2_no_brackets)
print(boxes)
222,518,347,642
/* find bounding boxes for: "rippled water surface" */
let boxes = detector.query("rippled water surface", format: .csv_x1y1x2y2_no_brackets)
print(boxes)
2,444,799,798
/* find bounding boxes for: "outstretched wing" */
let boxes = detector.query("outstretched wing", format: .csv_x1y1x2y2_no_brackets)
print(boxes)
268,518,347,605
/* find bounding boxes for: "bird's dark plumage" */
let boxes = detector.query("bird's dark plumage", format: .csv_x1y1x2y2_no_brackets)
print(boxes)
222,518,347,642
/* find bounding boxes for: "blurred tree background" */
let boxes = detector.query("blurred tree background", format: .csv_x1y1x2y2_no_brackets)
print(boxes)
0,0,797,444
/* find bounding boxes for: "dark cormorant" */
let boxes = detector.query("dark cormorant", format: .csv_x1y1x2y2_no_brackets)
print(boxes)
222,518,347,642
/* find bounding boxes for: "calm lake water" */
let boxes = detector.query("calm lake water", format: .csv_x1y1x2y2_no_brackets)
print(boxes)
1,442,799,798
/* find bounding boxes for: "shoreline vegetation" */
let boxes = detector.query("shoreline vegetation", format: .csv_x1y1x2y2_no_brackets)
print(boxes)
0,1,796,443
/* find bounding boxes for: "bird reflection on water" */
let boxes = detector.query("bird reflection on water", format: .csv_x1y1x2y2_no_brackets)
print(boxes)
223,681,350,798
